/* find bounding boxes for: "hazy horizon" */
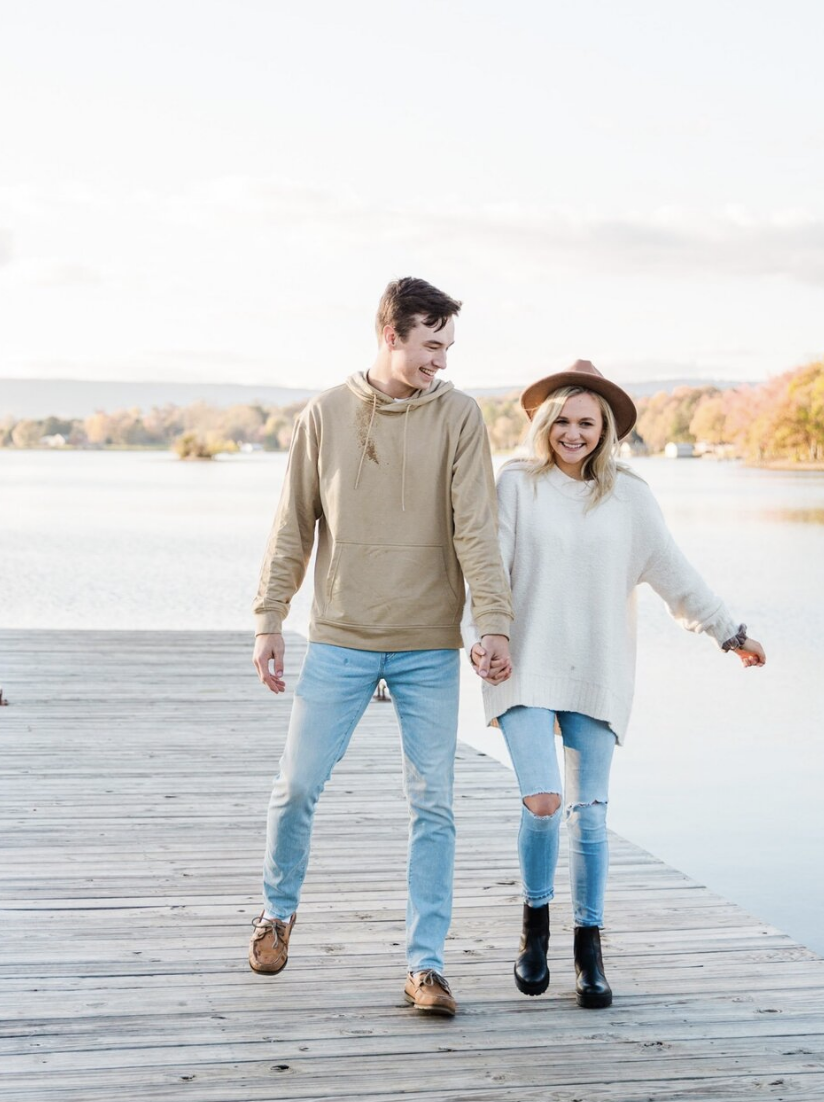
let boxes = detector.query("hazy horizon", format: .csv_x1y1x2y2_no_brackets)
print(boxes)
0,372,759,422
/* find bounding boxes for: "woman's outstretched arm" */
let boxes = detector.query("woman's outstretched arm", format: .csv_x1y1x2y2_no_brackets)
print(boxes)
636,486,766,667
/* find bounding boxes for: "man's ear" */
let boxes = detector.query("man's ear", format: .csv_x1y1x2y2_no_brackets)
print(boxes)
382,324,398,349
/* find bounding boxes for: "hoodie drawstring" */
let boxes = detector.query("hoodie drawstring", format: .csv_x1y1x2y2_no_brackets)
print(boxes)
401,402,411,512
354,391,412,511
354,393,378,491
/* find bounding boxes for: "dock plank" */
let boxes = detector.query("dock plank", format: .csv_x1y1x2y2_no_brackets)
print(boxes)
1,629,823,1101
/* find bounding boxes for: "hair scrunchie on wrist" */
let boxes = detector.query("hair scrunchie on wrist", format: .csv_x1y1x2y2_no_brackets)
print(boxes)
722,624,748,652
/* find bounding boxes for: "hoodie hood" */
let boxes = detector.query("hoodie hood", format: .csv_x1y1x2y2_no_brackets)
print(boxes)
347,372,455,510
345,371,454,410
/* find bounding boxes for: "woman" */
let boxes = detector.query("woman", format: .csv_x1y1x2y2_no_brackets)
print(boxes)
464,360,765,1007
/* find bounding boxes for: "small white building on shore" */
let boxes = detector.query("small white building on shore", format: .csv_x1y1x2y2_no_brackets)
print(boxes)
664,441,696,459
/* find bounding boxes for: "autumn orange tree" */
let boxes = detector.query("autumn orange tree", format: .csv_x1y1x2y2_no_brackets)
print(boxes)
633,358,824,462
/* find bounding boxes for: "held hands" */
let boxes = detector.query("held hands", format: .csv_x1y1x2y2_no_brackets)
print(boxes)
734,637,766,669
470,634,513,685
253,633,286,693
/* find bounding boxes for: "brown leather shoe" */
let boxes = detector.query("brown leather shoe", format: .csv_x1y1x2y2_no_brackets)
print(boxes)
404,970,457,1017
248,912,295,974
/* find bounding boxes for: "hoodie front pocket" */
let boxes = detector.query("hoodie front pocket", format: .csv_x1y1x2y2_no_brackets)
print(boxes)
323,543,459,628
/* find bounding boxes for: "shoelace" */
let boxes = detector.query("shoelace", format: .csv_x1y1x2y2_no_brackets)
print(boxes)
251,915,284,937
416,969,452,994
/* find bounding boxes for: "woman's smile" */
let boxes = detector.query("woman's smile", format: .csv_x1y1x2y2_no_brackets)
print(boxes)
548,393,603,478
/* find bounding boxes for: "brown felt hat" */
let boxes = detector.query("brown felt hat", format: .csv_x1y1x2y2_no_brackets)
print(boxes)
520,359,637,440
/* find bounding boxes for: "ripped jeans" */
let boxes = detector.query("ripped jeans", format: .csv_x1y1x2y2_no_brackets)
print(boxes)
498,706,616,926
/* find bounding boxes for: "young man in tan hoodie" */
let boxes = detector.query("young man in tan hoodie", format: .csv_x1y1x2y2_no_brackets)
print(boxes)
250,277,513,1016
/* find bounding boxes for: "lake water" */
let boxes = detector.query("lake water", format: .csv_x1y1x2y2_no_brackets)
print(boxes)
2,449,823,955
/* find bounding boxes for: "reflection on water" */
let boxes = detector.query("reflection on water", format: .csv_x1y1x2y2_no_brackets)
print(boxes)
672,505,824,524
2,450,824,956
750,507,824,525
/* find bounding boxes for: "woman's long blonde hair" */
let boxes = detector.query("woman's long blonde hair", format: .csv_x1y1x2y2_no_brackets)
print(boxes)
524,386,621,508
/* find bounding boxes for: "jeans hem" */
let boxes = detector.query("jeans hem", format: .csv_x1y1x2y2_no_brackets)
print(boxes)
261,909,294,923
408,959,445,974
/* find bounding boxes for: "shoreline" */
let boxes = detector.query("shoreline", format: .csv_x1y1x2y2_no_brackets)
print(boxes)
4,444,824,472
751,459,824,471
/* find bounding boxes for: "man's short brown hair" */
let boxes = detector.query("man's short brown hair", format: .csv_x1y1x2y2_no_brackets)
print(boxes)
375,277,462,341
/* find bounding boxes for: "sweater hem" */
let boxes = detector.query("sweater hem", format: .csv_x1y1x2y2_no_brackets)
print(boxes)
482,673,632,745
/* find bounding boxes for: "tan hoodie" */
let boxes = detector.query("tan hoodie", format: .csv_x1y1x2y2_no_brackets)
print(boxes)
254,372,513,650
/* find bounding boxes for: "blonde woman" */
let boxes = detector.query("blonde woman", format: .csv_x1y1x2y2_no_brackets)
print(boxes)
465,360,765,1007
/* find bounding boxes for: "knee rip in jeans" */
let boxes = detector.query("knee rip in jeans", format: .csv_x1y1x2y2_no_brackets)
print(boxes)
565,798,608,822
523,792,561,818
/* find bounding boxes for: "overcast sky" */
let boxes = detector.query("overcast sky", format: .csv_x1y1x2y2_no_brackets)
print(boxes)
1,0,822,391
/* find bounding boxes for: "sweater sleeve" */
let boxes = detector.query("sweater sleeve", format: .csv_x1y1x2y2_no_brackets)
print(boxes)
451,403,513,639
637,487,739,647
253,407,322,635
495,465,519,580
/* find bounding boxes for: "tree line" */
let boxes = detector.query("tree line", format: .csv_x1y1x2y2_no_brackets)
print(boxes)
2,358,822,463
635,357,824,462
0,400,306,458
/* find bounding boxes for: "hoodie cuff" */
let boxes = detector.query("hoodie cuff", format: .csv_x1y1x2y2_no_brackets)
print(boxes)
475,614,512,640
255,611,284,636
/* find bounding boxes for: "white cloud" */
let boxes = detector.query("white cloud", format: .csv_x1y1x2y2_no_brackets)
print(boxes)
161,179,824,287
0,257,104,288
1,176,821,388
413,203,824,287
6,176,824,286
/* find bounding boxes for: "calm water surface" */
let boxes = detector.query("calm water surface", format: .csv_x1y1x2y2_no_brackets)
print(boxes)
2,450,823,954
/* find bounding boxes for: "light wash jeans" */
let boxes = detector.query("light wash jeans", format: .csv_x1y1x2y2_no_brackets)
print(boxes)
263,642,460,973
498,706,616,927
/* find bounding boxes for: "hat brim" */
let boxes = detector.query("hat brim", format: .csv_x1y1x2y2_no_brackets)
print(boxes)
520,373,637,440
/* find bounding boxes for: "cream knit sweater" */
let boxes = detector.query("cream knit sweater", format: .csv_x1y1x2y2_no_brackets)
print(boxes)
462,461,739,744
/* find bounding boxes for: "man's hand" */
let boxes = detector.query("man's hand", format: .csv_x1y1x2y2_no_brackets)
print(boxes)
734,637,766,669
471,634,512,685
253,633,286,693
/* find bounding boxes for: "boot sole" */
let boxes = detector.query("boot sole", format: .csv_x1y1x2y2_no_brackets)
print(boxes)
514,967,549,996
576,990,612,1008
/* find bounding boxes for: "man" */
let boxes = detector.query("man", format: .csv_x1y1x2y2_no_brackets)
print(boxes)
250,276,512,1017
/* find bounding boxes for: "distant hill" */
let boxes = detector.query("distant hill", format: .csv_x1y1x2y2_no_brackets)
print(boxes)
0,379,317,420
623,377,750,398
0,376,751,420
468,379,751,399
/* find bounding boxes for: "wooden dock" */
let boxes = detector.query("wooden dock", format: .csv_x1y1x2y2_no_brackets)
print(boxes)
2,629,823,1101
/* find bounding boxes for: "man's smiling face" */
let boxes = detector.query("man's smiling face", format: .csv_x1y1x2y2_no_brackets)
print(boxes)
385,315,455,397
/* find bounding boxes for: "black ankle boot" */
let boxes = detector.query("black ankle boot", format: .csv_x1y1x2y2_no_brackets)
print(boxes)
514,904,549,995
574,926,612,1008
